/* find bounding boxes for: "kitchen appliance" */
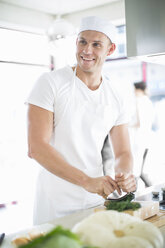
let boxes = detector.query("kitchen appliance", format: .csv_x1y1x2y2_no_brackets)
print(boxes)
125,0,165,65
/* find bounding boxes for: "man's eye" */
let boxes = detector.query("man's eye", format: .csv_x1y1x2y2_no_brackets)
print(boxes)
93,43,101,47
79,40,86,45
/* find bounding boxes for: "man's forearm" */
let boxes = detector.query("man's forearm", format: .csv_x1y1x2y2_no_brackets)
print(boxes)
114,152,137,192
29,141,89,187
29,141,127,197
114,152,133,174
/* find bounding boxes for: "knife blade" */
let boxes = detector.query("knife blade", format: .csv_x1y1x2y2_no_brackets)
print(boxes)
107,191,135,202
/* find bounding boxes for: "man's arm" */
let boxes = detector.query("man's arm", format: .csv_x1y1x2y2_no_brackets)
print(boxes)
28,104,120,197
110,124,136,192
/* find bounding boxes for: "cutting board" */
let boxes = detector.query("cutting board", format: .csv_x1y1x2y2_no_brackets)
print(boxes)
125,201,165,227
147,210,165,227
123,201,159,220
95,200,165,227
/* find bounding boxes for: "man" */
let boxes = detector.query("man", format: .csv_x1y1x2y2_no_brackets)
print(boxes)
27,16,136,225
129,81,154,187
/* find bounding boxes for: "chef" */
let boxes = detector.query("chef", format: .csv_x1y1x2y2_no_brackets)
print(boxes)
26,16,136,225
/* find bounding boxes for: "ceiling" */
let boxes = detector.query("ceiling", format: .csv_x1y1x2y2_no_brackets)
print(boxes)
0,0,121,16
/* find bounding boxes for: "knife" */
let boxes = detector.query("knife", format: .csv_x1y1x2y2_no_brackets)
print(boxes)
106,191,135,202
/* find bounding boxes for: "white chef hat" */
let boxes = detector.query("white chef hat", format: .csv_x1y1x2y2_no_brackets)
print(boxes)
79,16,117,43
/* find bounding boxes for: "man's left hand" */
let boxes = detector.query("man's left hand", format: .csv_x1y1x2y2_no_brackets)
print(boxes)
115,173,137,193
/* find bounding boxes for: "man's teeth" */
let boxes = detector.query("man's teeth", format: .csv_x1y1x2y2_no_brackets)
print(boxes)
81,56,94,61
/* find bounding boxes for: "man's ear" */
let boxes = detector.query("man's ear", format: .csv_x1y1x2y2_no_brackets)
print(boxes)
107,43,116,56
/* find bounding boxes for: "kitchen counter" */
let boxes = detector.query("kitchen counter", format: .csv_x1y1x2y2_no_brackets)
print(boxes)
2,183,165,247
135,183,165,244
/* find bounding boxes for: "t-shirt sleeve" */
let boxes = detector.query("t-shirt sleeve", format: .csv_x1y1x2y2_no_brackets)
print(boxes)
25,73,55,112
115,94,131,126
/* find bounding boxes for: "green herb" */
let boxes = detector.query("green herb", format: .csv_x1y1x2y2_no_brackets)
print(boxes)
105,200,141,212
120,193,135,202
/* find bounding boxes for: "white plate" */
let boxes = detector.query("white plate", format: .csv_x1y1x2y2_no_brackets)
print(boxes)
1,223,54,248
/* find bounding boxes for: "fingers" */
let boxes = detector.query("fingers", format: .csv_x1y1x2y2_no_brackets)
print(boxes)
91,174,136,200
102,193,108,199
115,173,129,181
100,176,122,199
104,182,115,195
97,176,122,199
115,172,124,179
115,174,137,192
105,176,122,195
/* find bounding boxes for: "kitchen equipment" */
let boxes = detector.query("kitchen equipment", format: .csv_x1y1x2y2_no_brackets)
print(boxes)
160,188,165,210
125,0,165,65
152,191,160,198
0,233,5,246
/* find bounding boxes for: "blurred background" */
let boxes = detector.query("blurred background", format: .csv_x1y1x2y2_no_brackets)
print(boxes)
0,0,165,234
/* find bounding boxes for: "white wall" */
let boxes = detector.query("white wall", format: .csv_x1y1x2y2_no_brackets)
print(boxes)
0,2,54,33
63,0,125,27
0,0,125,32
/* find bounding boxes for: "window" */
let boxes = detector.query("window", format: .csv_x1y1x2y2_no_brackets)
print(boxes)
0,28,50,230
0,28,50,65
107,25,127,60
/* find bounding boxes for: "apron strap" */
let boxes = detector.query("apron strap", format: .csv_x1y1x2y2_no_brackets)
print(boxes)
55,66,77,127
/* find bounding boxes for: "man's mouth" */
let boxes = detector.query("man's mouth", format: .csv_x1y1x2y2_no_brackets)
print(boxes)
80,56,95,61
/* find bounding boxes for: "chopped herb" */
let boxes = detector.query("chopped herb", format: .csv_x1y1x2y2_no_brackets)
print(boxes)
121,193,135,202
105,200,141,212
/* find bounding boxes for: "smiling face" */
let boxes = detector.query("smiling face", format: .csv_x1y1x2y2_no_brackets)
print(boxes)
76,30,115,74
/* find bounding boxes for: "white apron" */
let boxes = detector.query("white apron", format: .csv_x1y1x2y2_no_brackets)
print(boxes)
33,68,114,225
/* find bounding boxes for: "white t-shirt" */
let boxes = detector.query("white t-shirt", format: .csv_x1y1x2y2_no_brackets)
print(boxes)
26,65,130,224
27,65,129,171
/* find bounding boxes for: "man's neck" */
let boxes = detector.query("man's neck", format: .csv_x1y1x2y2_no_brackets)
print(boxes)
75,66,102,91
135,89,145,97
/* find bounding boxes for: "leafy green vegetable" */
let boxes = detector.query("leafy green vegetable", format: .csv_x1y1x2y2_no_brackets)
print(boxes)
38,234,80,248
18,226,99,248
82,246,99,248
105,200,141,212
120,192,135,202
104,192,140,212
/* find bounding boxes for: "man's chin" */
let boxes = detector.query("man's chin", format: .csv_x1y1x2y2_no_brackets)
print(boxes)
79,63,95,73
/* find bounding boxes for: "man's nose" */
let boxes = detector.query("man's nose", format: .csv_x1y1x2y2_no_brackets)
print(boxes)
83,44,93,54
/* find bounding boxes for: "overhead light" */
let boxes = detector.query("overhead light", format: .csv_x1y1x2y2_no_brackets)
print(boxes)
47,18,76,41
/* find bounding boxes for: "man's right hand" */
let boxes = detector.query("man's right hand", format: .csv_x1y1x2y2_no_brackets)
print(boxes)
83,176,121,199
